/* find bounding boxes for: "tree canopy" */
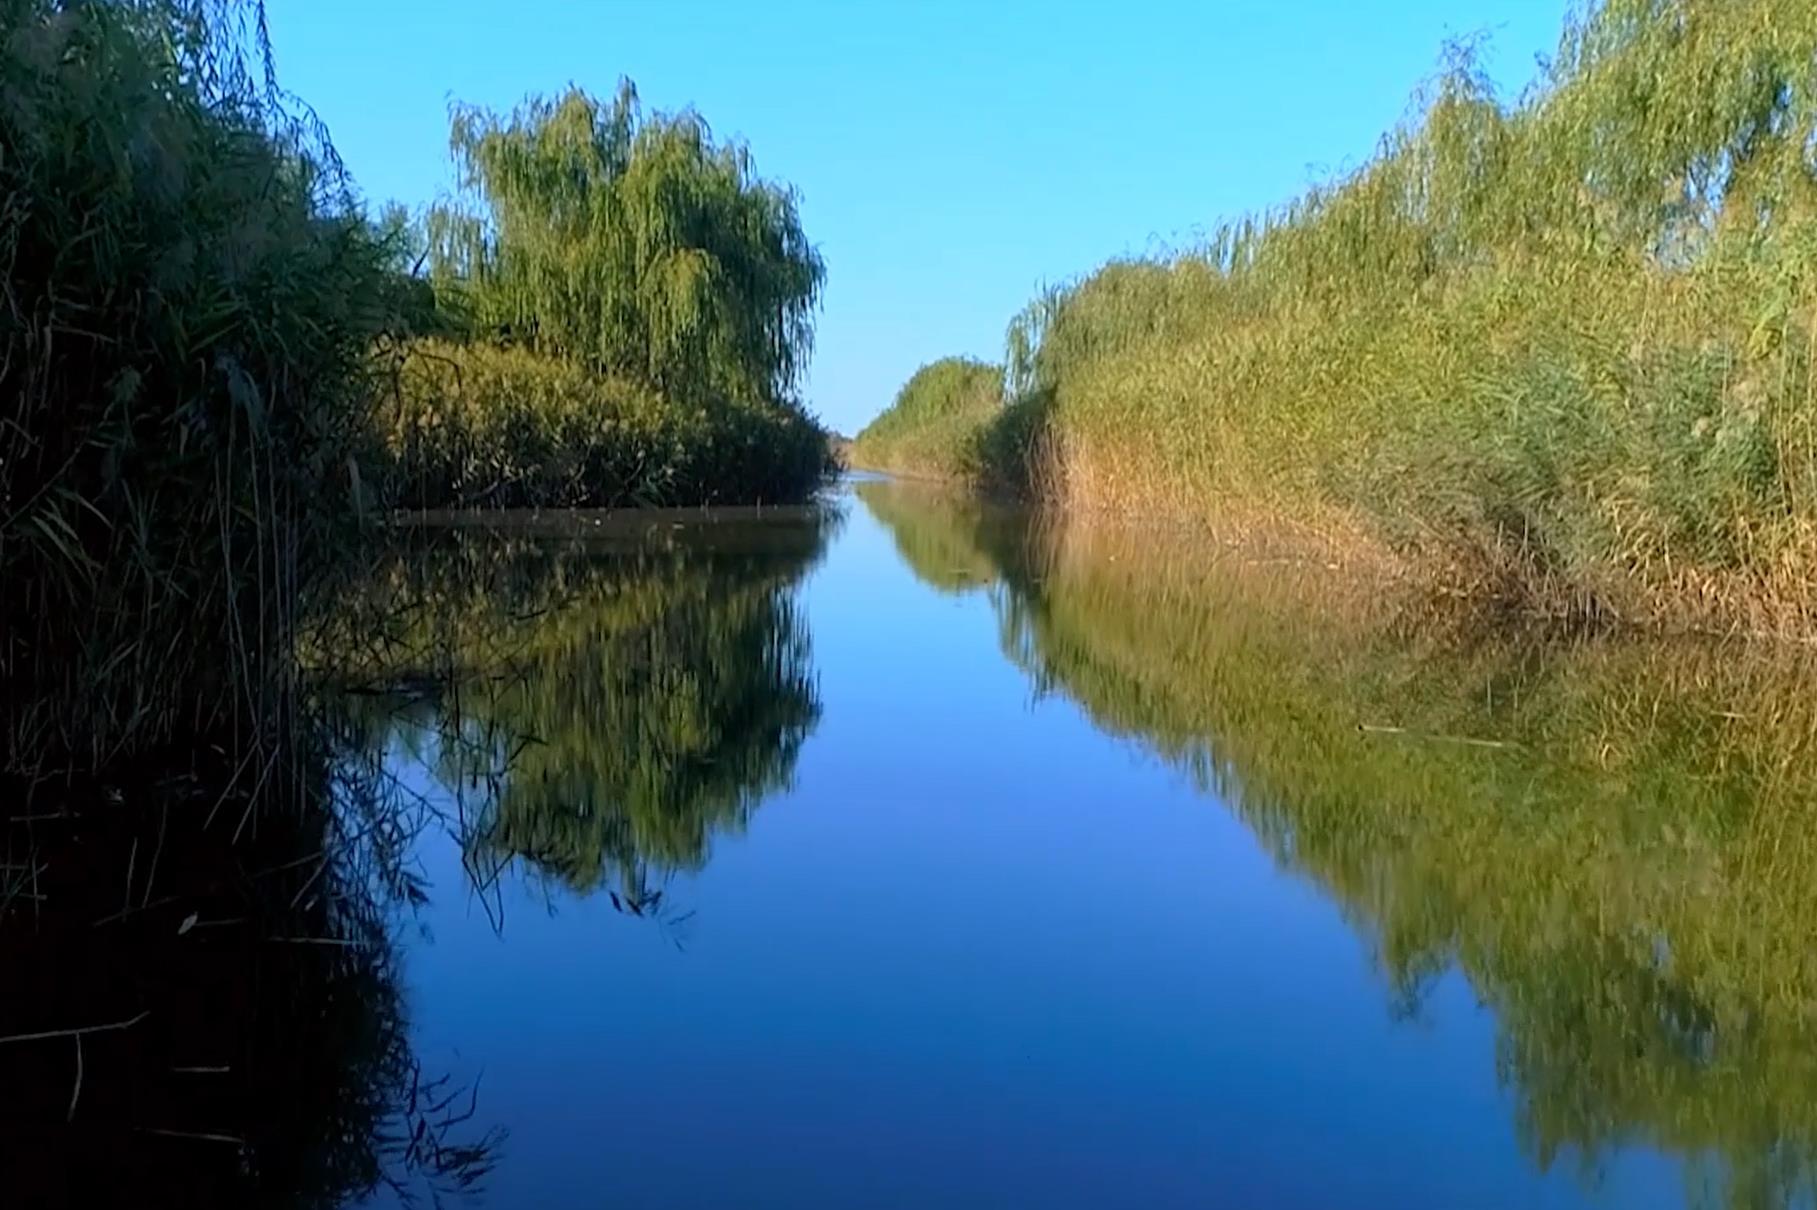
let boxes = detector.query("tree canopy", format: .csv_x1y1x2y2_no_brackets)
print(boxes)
429,81,825,403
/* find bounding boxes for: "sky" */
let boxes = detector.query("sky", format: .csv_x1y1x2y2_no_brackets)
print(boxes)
270,0,1573,436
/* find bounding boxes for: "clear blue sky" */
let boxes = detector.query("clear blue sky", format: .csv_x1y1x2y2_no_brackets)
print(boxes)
270,0,1570,435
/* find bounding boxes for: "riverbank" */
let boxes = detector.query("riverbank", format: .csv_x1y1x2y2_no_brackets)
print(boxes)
856,0,1817,639
1,8,828,1196
2,0,835,796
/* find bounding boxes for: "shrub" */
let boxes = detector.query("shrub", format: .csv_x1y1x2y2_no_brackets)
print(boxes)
851,357,1005,481
377,340,833,508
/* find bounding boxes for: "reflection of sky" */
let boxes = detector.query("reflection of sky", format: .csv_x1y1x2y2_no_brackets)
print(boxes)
362,489,1684,1209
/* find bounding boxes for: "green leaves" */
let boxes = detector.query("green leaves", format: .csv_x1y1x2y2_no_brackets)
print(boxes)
853,357,1006,481
377,339,830,510
430,81,825,405
2,0,400,769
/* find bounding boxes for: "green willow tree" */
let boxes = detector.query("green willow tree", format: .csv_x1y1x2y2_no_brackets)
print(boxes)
429,80,825,403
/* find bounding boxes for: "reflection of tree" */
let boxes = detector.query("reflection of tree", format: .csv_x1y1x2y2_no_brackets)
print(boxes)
1,735,497,1207
852,480,1011,594
321,510,830,899
859,487,1817,1209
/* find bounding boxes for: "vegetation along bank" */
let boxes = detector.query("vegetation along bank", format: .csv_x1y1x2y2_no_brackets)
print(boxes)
387,82,832,510
2,0,834,788
853,0,1817,636
1,1,828,1192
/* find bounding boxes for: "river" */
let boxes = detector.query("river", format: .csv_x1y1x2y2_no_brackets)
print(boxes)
335,476,1817,1209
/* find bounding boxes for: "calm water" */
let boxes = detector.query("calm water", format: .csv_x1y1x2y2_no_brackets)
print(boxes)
340,478,1817,1209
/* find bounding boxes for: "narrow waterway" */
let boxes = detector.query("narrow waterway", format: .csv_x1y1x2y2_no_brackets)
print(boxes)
350,478,1817,1209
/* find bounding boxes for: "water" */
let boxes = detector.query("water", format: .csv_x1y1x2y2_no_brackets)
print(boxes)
341,479,1817,1209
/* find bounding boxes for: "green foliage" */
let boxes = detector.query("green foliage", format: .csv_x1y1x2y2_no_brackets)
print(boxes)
881,0,1817,627
851,357,1005,481
862,484,1817,1209
408,81,834,510
0,0,404,772
430,81,825,403
376,339,832,508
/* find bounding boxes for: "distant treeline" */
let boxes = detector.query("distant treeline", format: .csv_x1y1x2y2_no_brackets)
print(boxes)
855,0,1817,635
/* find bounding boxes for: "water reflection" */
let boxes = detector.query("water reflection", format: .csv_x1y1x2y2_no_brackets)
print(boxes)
320,508,832,907
857,478,1817,1210
5,505,832,1207
1,736,496,1207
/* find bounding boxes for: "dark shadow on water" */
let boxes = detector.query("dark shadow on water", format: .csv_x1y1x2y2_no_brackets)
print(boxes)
1,734,500,1208
4,501,839,1205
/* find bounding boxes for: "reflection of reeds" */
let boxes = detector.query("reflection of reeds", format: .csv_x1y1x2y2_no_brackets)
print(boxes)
2,735,500,1205
313,510,833,902
853,480,1009,594
861,484,1817,1207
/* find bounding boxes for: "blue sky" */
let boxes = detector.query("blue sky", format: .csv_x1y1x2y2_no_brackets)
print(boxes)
271,0,1571,434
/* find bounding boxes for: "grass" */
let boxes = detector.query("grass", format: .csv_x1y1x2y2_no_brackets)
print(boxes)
0,0,405,781
376,339,833,508
860,481,1817,1207
862,0,1817,634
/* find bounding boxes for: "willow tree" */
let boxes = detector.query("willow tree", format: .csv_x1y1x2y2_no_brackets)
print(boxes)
429,80,824,402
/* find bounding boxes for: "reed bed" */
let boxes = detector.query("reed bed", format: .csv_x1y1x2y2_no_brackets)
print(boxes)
376,339,831,509
0,0,404,781
866,0,1817,633
851,357,1006,481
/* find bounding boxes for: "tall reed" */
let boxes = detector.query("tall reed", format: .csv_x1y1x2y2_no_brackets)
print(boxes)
375,339,831,509
850,357,1006,481
0,0,404,780
869,0,1817,632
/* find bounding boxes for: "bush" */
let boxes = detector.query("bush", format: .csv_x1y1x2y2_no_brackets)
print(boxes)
377,340,833,508
851,357,1005,481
